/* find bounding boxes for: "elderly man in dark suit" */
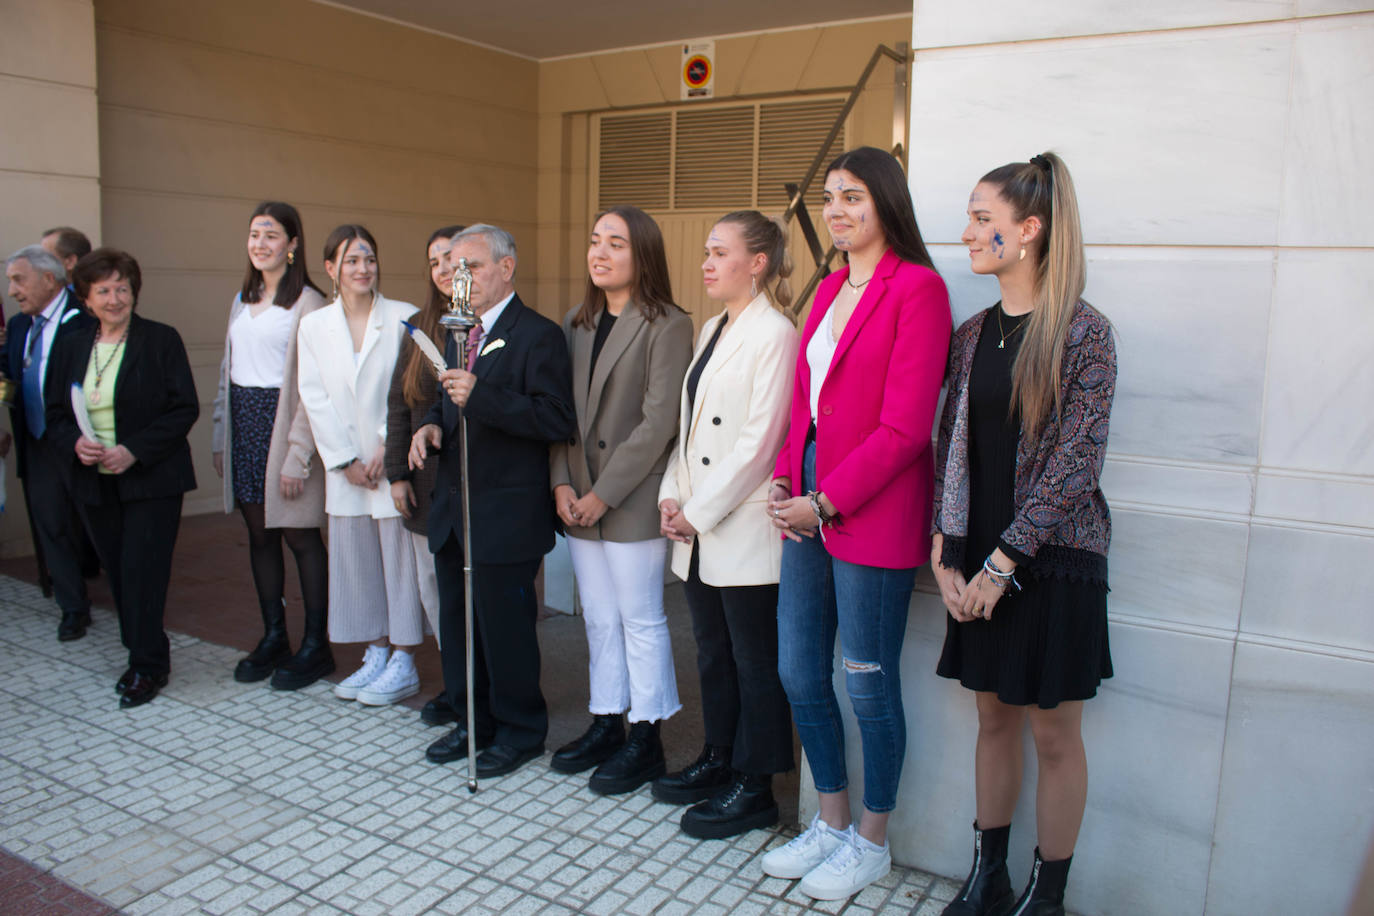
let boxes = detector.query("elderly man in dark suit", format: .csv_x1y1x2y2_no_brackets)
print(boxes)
409,223,575,779
4,245,95,640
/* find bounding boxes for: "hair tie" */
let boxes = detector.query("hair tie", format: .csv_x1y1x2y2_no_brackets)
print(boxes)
1030,154,1052,175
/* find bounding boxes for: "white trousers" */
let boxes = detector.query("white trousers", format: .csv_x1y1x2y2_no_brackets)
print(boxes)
568,537,681,723
327,515,424,646
410,529,440,646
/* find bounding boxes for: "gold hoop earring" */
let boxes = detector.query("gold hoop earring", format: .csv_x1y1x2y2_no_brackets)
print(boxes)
287,251,295,265
751,275,758,298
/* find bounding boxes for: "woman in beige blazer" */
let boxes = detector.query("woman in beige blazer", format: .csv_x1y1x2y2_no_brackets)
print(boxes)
549,206,694,795
211,201,330,690
297,224,425,708
655,210,799,841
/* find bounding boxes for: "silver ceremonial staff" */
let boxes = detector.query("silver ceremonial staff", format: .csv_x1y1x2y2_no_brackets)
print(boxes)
440,257,480,794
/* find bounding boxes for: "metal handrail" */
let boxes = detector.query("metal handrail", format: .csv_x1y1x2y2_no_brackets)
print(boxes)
782,42,910,318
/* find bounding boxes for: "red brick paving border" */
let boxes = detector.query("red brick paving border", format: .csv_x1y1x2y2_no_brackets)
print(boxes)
0,849,119,915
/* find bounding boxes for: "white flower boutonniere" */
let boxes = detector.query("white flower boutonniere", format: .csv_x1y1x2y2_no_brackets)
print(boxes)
480,338,506,357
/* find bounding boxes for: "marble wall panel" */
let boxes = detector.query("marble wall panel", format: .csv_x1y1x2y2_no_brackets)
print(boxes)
1101,459,1255,518
1260,250,1374,477
1297,0,1374,13
882,611,1234,916
911,0,1291,49
1206,642,1374,915
1240,523,1374,650
0,0,96,88
1280,14,1374,246
0,76,100,177
1109,509,1249,632
1254,470,1374,530
909,27,1291,247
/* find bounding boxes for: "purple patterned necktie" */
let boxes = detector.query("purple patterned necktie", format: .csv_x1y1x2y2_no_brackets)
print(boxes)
466,324,484,371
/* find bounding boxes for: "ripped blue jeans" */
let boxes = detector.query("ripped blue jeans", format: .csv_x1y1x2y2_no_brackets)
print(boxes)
777,440,916,813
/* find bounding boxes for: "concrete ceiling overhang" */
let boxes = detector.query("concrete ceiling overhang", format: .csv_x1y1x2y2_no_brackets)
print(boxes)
317,0,910,60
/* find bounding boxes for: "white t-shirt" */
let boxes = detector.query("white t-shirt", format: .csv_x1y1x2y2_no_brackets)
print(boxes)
806,300,841,421
228,301,295,388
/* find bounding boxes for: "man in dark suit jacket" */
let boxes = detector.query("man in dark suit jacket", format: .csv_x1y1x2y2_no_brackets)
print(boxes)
4,245,95,640
409,224,575,779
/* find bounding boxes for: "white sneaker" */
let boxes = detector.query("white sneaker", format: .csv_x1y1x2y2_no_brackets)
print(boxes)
334,646,389,700
356,650,420,706
761,813,847,879
798,827,891,900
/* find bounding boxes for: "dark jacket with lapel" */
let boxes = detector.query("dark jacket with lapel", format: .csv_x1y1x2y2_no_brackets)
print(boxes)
5,289,90,477
44,314,200,504
423,295,575,562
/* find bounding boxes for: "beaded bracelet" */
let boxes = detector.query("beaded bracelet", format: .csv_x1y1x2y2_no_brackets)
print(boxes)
982,556,1021,593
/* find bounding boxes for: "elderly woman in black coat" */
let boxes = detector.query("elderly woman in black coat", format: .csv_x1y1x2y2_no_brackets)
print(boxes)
45,248,199,709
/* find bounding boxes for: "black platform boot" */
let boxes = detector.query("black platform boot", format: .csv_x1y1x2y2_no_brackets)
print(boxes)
1008,848,1071,916
651,744,732,804
680,772,778,840
942,822,1014,916
551,714,625,773
588,719,663,795
234,599,292,683
270,601,334,690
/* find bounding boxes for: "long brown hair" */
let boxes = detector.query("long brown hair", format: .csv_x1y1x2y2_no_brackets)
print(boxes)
715,210,794,311
571,206,677,330
239,201,322,307
825,147,936,272
401,225,465,407
321,224,380,296
981,151,1090,438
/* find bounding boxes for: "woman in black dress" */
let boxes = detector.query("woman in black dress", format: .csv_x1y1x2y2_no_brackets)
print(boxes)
931,153,1116,916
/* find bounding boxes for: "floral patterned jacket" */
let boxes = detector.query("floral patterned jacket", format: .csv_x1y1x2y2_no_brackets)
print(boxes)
932,301,1116,583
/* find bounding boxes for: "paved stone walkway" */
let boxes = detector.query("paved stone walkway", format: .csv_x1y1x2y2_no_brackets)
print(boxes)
0,575,960,915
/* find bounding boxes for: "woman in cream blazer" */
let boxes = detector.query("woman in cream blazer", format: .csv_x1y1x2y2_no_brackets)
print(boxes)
211,201,330,690
296,224,425,708
655,210,798,842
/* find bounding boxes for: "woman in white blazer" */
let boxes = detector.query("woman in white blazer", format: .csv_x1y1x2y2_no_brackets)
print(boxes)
655,210,798,841
296,224,424,707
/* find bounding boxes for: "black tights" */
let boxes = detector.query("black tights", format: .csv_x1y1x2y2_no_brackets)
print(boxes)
237,503,328,615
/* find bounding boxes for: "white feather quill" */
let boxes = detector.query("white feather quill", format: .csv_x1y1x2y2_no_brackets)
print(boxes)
70,384,98,442
401,321,449,376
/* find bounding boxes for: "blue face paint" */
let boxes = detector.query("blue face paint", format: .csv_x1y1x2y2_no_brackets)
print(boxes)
992,231,1006,259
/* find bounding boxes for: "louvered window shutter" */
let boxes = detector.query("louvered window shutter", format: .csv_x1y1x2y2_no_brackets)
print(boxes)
598,113,671,211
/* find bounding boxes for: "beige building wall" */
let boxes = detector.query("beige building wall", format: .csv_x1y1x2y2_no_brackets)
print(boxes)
0,0,101,557
534,16,914,329
91,0,539,514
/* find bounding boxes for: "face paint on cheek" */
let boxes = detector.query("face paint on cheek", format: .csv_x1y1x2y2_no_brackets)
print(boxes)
992,231,1006,259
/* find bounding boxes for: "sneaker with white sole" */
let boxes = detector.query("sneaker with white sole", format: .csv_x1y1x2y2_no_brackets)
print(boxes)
798,827,891,900
333,645,389,700
356,650,420,706
760,813,848,879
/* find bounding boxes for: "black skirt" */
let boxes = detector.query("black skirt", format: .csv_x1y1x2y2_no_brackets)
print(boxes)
230,384,278,506
935,305,1112,708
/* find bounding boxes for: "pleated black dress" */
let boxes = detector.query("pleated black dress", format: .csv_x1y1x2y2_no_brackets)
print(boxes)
936,304,1113,708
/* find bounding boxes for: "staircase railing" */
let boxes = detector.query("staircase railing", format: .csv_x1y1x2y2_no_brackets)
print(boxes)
781,42,910,319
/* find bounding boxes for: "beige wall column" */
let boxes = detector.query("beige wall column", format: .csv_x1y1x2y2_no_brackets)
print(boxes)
0,0,101,557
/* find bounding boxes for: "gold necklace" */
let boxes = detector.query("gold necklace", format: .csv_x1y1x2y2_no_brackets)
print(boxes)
89,326,129,404
996,306,1029,349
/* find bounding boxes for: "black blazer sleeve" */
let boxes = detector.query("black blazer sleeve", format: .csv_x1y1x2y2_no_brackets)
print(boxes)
119,322,200,470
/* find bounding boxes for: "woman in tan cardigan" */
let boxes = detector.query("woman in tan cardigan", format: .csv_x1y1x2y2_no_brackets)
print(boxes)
211,201,330,690
549,205,694,795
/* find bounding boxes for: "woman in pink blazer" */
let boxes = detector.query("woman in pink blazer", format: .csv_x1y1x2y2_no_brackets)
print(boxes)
763,147,952,902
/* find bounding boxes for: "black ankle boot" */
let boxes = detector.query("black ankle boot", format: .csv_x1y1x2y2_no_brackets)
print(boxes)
551,714,625,773
679,772,778,840
588,719,663,795
942,822,1014,916
1008,848,1071,916
270,603,334,690
234,600,292,683
651,744,732,804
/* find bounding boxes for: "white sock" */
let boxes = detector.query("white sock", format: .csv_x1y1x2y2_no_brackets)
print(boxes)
855,832,887,853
